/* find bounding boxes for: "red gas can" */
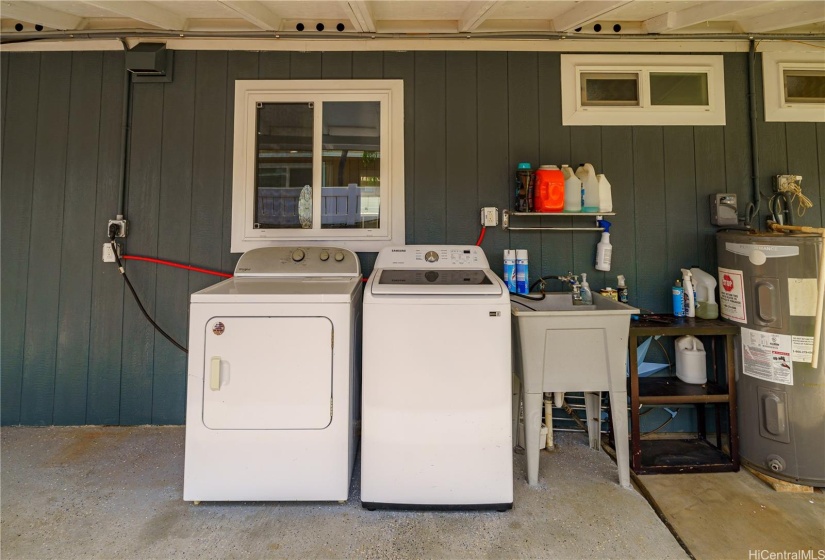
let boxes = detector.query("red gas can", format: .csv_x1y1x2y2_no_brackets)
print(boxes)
534,165,565,212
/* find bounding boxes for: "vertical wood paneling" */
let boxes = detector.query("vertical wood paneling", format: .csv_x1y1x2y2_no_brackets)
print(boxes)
818,123,825,226
632,127,668,313
258,52,289,78
785,123,821,228
476,52,509,272
694,127,726,273
0,52,40,425
663,127,698,276
1,52,8,143
87,51,127,425
508,52,541,286
119,81,164,425
290,52,322,79
20,53,72,425
538,53,573,281
601,127,636,301
723,54,752,211
352,52,383,79
413,52,447,244
222,52,259,273
322,52,352,79
383,52,415,244
53,52,104,425
445,52,478,245
189,52,228,297
755,54,787,228
151,51,197,425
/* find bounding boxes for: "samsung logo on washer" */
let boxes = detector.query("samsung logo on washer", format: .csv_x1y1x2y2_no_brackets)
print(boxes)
391,249,407,253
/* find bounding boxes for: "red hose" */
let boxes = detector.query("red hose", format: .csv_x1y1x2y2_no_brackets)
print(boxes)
475,226,487,246
121,255,233,279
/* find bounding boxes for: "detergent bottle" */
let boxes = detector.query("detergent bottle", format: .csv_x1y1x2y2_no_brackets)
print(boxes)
561,165,582,212
675,335,707,384
534,165,565,212
690,267,719,320
596,174,613,212
575,163,600,213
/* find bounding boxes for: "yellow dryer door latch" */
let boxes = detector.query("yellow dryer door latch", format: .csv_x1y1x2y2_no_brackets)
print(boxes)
210,357,221,391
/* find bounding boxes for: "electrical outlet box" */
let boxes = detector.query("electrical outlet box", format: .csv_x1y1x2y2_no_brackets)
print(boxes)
480,207,499,227
775,175,802,193
108,219,128,238
102,242,120,263
710,193,738,226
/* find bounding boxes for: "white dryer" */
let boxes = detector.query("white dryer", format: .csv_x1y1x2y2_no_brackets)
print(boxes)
183,247,362,502
361,245,513,510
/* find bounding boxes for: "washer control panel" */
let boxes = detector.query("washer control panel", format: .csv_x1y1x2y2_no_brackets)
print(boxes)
374,245,489,269
234,247,360,277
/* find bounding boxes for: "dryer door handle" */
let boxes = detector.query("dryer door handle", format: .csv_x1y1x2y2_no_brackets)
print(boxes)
210,357,221,391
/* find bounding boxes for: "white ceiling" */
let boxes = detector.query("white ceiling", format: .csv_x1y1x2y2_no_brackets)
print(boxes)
1,0,824,38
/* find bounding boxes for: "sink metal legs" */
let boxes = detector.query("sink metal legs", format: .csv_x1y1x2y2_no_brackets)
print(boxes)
521,388,631,489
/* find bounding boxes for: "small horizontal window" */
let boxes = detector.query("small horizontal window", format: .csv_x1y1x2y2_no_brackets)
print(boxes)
783,70,825,104
561,55,725,126
763,52,825,123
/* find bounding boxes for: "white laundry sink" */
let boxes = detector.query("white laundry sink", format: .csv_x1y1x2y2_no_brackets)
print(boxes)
511,292,638,488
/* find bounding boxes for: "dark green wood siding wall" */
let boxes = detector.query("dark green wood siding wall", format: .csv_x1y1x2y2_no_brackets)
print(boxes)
2,50,823,426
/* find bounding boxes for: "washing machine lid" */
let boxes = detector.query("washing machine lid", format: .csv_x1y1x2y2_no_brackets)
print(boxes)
192,276,361,303
370,268,502,296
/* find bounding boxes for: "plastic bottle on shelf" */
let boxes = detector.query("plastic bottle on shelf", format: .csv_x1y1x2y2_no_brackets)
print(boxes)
597,174,613,212
681,268,695,318
575,163,600,213
503,250,516,293
617,274,628,304
516,250,529,294
672,279,685,317
561,165,582,212
534,165,565,212
515,163,532,213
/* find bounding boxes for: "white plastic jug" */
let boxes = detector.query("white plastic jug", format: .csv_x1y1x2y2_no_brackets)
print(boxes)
675,335,707,384
575,163,600,212
561,165,582,212
596,174,613,212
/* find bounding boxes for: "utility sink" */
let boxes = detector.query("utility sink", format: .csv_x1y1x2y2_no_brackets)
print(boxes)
511,292,639,489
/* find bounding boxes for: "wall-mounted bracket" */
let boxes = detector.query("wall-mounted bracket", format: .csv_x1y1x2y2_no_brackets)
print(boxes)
501,209,614,232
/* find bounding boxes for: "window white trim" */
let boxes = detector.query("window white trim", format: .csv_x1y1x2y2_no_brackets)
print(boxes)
561,54,726,126
231,79,405,253
762,51,825,123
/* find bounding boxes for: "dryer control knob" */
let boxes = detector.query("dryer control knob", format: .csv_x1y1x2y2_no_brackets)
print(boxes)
291,249,305,262
319,250,330,261
334,251,345,262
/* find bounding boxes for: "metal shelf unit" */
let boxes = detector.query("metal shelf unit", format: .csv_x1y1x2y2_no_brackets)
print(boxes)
501,209,615,232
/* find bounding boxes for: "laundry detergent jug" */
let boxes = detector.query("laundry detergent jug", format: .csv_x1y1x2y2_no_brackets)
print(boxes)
534,165,564,212
575,163,600,213
562,165,582,212
675,335,707,384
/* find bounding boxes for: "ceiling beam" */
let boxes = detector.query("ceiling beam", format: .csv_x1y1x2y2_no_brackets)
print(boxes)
0,1,85,30
84,1,186,31
552,1,633,32
218,1,281,31
339,1,375,33
458,0,503,32
738,2,825,32
644,2,769,34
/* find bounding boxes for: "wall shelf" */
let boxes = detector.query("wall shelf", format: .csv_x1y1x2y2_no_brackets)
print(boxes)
501,209,615,232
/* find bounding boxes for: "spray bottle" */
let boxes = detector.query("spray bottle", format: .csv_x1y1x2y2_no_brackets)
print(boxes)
516,250,529,294
617,275,628,304
503,250,516,293
595,220,612,272
580,273,593,305
690,267,719,319
672,279,685,317
681,268,695,318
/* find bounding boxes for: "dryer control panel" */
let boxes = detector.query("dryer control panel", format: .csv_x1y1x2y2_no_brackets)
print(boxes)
374,245,490,269
234,247,360,277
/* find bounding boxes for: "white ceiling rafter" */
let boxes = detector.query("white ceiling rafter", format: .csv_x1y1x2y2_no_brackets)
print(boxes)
458,0,502,33
738,2,825,33
83,1,186,31
643,2,769,34
1,1,85,30
218,1,281,31
551,1,633,32
339,1,375,33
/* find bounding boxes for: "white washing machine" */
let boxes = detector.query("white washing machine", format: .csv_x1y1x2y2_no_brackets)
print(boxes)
183,246,362,502
361,245,513,510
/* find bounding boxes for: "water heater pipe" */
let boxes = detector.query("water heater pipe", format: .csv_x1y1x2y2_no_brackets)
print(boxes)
769,222,825,368
745,39,761,227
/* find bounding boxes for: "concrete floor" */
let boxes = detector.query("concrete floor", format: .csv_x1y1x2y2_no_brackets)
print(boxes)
1,426,686,560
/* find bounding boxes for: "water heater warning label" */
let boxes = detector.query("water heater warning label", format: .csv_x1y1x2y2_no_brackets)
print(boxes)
741,327,793,386
718,267,746,323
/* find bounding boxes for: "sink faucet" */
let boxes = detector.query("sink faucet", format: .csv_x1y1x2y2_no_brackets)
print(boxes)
570,275,582,303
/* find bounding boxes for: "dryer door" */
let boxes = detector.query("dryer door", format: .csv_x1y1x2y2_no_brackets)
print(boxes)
202,316,333,430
